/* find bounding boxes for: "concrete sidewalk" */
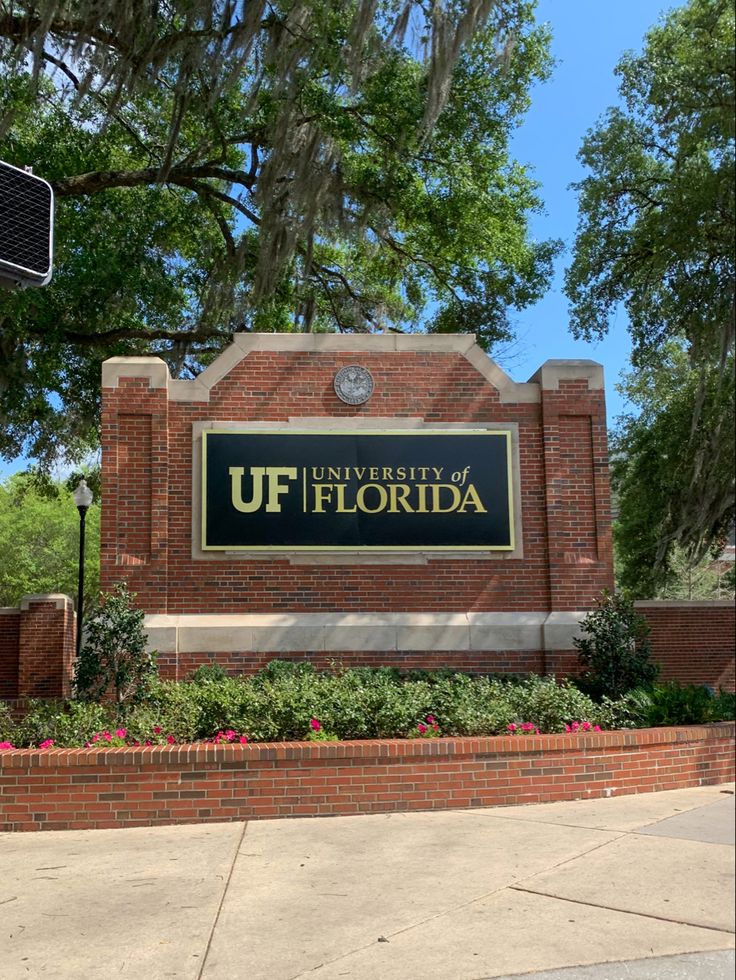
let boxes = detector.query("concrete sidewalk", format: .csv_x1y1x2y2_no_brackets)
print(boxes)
1,784,734,980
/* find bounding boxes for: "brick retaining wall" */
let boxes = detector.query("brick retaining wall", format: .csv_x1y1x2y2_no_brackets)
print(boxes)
1,724,732,833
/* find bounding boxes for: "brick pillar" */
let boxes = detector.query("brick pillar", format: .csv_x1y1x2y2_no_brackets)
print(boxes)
101,357,170,612
18,594,76,699
531,360,614,614
0,607,21,698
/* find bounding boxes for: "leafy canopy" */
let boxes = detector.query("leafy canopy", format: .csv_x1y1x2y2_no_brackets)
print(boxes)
612,343,734,597
0,1,558,465
0,471,100,606
566,0,735,582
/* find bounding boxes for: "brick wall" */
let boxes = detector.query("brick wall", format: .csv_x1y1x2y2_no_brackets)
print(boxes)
638,601,735,692
0,596,76,700
1,724,732,832
100,337,614,620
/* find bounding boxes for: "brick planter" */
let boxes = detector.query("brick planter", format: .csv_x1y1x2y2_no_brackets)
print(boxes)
1,723,733,833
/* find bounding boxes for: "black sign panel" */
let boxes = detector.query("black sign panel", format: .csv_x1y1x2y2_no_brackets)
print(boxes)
201,430,514,551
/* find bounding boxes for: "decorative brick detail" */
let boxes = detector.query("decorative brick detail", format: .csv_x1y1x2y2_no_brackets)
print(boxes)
637,601,735,692
15,595,76,699
1,724,732,832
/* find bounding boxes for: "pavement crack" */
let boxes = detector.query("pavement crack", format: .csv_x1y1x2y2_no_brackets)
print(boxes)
509,885,736,935
196,821,249,980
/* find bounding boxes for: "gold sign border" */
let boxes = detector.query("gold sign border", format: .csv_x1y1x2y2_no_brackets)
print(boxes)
201,428,515,552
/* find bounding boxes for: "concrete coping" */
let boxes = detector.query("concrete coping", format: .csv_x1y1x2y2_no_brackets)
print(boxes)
143,610,588,655
634,599,736,608
102,334,604,405
19,594,74,611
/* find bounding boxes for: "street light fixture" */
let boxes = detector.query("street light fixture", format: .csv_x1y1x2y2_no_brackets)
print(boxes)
73,478,94,658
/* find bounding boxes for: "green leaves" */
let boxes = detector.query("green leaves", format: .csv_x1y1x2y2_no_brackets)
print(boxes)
566,0,735,587
0,1,558,465
0,473,99,607
74,584,157,709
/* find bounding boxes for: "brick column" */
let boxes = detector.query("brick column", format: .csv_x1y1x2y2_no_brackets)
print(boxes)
17,594,76,699
531,360,614,614
101,357,170,612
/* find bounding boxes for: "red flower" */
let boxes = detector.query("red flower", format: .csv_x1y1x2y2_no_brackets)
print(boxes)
310,718,322,732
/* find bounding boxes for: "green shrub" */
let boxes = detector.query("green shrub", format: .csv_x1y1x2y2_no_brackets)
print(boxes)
425,675,515,735
74,583,158,711
643,683,736,726
17,699,113,747
505,676,604,733
0,700,18,743
598,688,653,730
188,662,229,685
574,592,659,700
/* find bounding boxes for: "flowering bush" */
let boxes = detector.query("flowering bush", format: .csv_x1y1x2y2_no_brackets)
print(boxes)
1,662,731,750
305,718,338,742
565,721,602,733
416,714,441,737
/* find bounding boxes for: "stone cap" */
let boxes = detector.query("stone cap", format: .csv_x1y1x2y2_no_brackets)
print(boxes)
528,359,604,391
19,594,74,611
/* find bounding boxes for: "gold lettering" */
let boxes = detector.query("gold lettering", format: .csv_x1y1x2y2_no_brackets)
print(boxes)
335,484,357,513
457,484,487,513
432,467,443,480
431,484,461,512
388,484,414,513
312,484,333,512
229,466,265,513
229,466,297,513
415,483,429,512
356,483,388,513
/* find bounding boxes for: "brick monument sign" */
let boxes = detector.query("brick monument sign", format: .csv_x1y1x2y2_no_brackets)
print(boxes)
98,333,614,680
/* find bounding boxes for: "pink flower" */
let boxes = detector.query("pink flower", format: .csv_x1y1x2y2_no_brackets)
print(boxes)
417,723,427,734
224,729,236,741
582,721,591,732
166,734,175,744
565,724,571,733
432,723,439,731
310,718,322,732
571,721,580,731
153,726,162,735
0,741,15,750
593,725,602,732
144,740,152,746
507,723,517,732
115,728,127,739
426,715,435,724
102,731,112,742
239,735,248,744
39,739,55,749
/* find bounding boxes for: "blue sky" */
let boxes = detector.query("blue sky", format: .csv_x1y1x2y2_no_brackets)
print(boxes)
1,0,671,478
506,0,672,422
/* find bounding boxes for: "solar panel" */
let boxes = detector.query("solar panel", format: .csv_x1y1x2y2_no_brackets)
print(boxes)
0,159,54,286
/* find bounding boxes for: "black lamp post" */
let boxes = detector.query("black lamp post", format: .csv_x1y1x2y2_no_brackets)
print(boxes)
73,479,94,658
